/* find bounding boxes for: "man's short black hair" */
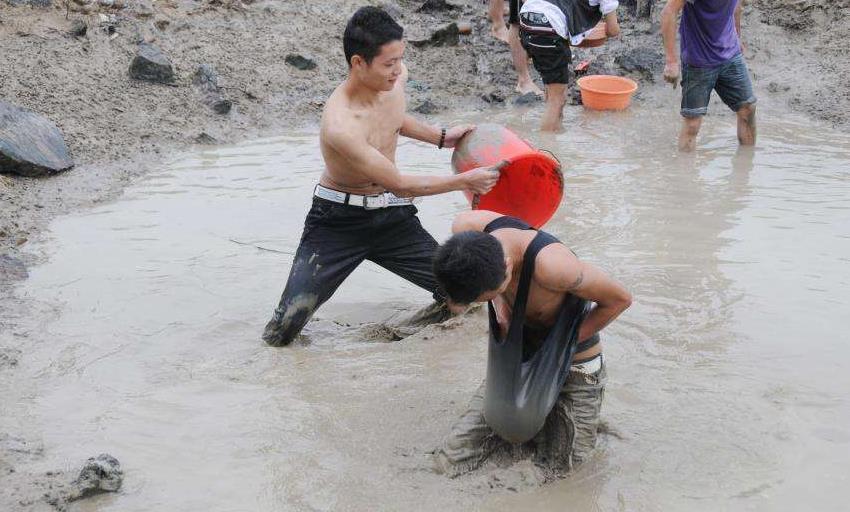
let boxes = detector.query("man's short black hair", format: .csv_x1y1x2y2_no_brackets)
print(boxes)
343,6,404,66
433,231,507,304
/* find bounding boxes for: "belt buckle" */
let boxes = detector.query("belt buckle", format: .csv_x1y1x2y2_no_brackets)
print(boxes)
363,193,387,210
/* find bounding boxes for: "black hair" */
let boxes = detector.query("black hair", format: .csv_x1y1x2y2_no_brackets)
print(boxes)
433,231,507,304
343,6,404,66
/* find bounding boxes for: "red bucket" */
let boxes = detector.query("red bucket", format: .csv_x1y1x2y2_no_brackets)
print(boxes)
451,124,563,228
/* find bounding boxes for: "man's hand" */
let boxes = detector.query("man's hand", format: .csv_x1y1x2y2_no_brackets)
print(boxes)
442,124,476,149
663,61,680,88
464,160,506,195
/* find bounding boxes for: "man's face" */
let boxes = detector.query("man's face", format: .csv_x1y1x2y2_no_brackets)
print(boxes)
445,266,511,310
354,40,405,91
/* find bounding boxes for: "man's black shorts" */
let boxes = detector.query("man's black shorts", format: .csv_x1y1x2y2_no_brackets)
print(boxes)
519,14,571,85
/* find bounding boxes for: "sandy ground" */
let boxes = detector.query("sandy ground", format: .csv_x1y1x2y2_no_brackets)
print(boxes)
1,0,849,509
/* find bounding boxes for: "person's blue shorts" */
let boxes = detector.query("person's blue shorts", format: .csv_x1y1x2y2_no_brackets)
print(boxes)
681,53,756,118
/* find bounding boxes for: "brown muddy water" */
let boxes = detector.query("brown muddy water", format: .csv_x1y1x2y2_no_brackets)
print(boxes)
2,96,850,511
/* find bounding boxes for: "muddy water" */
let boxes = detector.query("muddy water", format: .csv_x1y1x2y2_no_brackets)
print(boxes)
2,100,850,511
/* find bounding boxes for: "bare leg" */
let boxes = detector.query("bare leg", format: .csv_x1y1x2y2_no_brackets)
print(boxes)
678,116,703,152
540,83,566,132
509,24,543,96
737,103,756,146
489,0,510,43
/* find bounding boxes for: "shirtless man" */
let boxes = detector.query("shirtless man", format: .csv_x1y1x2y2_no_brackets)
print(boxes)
262,7,501,346
432,210,631,474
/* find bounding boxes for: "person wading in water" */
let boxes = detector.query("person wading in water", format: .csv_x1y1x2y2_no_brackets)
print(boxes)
262,7,502,346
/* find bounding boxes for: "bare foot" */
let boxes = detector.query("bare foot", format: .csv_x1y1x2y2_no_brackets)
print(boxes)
490,23,510,44
515,80,543,96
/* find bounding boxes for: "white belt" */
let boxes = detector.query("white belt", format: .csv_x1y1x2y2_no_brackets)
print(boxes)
571,354,603,375
314,184,416,210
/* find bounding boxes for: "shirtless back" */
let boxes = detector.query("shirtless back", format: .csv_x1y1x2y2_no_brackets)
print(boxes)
437,210,632,361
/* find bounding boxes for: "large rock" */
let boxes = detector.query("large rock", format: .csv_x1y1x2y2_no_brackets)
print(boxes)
129,43,175,84
193,64,232,114
67,454,123,501
410,23,460,47
416,0,458,13
614,47,664,82
0,101,74,177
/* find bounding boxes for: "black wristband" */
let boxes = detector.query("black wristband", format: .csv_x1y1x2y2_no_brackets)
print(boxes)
438,128,446,149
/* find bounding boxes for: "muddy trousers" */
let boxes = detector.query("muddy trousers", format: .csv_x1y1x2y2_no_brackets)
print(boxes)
435,359,607,477
262,197,444,346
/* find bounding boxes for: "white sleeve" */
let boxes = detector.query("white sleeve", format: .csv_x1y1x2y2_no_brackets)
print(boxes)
599,0,619,15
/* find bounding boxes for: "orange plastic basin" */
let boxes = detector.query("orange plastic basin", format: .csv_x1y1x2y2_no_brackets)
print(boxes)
451,124,563,228
577,75,638,111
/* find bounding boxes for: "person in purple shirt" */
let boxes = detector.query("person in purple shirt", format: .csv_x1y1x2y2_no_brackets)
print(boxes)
661,0,756,151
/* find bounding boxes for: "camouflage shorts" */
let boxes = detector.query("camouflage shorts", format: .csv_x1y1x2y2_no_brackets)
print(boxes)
434,356,607,477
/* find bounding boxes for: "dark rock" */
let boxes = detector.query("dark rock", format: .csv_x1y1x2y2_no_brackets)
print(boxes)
195,132,218,145
513,92,542,105
416,0,458,13
285,54,317,71
567,82,583,105
129,43,174,84
613,47,664,82
411,23,460,47
407,79,431,93
69,19,87,37
193,64,232,114
134,0,154,18
5,0,52,6
67,454,122,501
0,101,74,177
481,87,505,103
413,100,440,114
378,1,403,19
0,254,28,281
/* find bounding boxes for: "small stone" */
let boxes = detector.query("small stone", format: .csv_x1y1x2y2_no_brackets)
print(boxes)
129,43,174,84
154,18,170,31
513,92,542,105
416,0,458,13
211,98,232,114
284,54,316,71
481,87,504,103
413,100,439,114
195,132,218,145
69,19,87,37
407,79,431,93
0,255,28,282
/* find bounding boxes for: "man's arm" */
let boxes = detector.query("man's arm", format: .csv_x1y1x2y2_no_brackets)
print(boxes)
451,210,504,233
600,0,620,37
401,115,476,149
661,0,686,86
325,126,499,198
538,248,632,342
735,0,743,37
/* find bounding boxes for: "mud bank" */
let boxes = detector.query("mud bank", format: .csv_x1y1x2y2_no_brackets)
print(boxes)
2,0,849,257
